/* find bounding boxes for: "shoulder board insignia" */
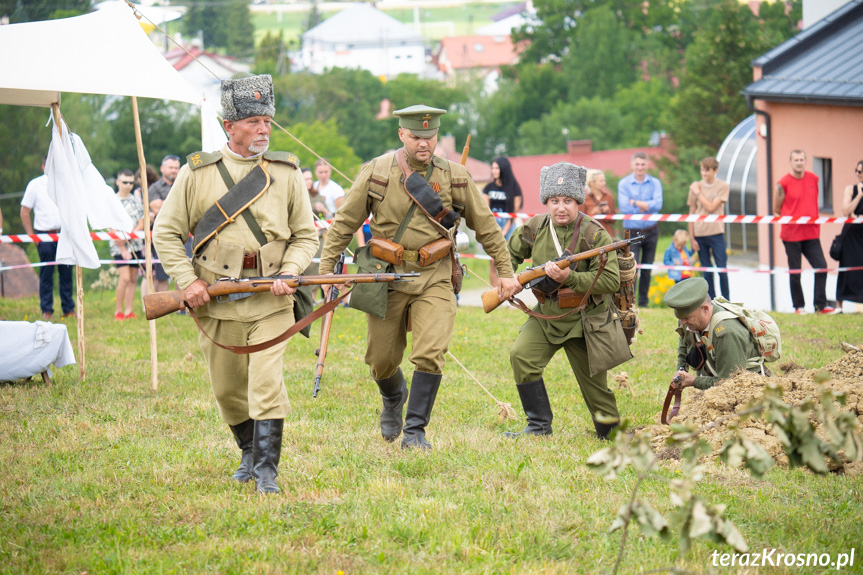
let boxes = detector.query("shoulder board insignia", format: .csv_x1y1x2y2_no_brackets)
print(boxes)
714,324,727,337
263,150,299,168
187,151,221,170
432,155,452,171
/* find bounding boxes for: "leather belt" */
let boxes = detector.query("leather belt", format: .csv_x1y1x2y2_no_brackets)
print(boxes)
242,253,258,269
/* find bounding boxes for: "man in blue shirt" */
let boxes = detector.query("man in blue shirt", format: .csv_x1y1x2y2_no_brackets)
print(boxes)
618,152,663,307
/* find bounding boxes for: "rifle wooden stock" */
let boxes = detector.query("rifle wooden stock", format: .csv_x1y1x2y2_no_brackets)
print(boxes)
480,237,642,313
143,272,418,320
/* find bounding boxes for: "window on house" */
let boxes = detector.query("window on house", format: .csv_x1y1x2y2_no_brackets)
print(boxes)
813,156,833,211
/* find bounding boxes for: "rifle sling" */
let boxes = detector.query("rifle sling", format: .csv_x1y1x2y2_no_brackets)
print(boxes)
187,287,353,354
509,251,608,320
192,160,272,254
661,385,682,425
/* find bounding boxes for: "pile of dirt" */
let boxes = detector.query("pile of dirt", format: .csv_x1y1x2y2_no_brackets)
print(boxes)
648,346,863,473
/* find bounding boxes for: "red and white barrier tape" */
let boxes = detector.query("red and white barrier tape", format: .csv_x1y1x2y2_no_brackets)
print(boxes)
2,213,862,245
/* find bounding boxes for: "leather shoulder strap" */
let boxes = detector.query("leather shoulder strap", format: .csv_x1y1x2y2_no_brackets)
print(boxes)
395,149,460,235
192,161,273,253
187,150,222,170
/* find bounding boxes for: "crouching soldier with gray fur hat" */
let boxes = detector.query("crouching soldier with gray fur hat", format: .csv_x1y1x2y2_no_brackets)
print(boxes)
504,162,623,439
153,73,318,494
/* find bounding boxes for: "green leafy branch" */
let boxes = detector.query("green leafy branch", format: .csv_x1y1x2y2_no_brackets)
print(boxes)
586,383,863,575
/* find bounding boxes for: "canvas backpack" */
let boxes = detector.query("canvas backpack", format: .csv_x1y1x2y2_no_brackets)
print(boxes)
701,297,782,374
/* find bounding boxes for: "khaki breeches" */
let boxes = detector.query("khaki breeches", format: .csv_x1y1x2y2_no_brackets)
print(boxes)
364,282,457,379
198,308,293,425
510,317,619,422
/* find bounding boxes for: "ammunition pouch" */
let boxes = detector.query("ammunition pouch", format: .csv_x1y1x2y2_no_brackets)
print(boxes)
418,237,452,267
368,236,452,268
368,237,404,266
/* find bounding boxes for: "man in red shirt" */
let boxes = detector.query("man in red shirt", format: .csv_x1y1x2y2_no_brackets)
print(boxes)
773,149,838,314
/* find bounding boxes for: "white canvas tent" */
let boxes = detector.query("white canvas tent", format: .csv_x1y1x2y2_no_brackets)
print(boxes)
0,1,223,386
0,1,200,107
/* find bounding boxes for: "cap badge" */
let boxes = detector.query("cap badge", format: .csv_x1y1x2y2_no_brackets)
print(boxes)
423,114,431,129
557,177,564,184
254,91,261,100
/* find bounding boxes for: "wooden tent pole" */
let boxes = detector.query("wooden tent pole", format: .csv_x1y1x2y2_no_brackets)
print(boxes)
132,96,159,391
51,103,86,382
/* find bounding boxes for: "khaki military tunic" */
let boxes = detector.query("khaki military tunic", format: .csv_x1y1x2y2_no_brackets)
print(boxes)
319,151,514,378
153,146,318,424
675,303,762,390
507,213,621,422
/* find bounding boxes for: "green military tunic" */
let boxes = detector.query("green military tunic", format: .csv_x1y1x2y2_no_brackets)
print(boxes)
319,150,514,378
153,146,319,424
675,303,763,390
507,213,621,422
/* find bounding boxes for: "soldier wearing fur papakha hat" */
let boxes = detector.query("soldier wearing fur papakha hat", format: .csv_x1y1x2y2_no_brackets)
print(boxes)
665,277,770,392
318,104,521,451
503,162,626,440
153,73,318,495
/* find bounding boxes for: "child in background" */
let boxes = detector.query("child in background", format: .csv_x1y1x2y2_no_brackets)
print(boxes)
664,229,695,283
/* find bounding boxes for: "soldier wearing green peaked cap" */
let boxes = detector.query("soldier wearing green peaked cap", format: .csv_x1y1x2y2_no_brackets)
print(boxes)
319,104,522,451
393,105,447,137
664,277,771,393
153,73,318,495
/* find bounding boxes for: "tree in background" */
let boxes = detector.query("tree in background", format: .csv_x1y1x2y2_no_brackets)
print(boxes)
183,0,254,57
1,0,91,23
305,0,323,32
269,118,362,188
254,31,288,77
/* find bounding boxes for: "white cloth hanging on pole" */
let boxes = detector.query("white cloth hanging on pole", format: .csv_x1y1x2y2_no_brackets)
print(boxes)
46,116,134,269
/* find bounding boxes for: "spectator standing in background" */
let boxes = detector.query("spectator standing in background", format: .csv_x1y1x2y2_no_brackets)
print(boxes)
314,159,345,215
582,168,617,237
687,157,730,299
111,169,145,320
836,159,863,307
483,157,523,286
20,157,75,320
618,152,663,308
147,154,182,294
774,149,838,315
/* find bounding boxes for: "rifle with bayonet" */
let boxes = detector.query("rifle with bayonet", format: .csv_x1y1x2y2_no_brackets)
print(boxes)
143,271,419,320
480,235,642,313
313,251,345,397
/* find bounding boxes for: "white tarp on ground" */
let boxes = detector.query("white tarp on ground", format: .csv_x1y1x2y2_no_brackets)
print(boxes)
0,1,201,107
0,321,76,382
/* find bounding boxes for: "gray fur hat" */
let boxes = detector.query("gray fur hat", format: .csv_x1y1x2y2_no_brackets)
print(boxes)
220,73,275,122
539,162,587,205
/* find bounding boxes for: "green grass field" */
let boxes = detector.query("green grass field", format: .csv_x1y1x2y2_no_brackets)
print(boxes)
1,287,861,574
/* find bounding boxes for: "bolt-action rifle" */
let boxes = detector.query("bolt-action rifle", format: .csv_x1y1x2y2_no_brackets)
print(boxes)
480,235,642,313
312,251,346,397
143,271,419,320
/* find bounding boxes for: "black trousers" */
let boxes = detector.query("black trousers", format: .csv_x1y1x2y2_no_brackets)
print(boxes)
782,238,828,311
627,225,659,307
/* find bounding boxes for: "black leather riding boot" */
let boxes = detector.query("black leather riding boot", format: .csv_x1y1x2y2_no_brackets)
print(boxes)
252,419,284,494
593,419,619,441
400,371,442,450
503,379,553,438
375,368,408,442
229,419,254,483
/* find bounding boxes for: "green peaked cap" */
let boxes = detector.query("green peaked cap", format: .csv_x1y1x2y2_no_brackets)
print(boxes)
664,277,709,319
393,104,447,137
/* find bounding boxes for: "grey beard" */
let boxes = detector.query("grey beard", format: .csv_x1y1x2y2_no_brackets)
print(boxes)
249,139,270,154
